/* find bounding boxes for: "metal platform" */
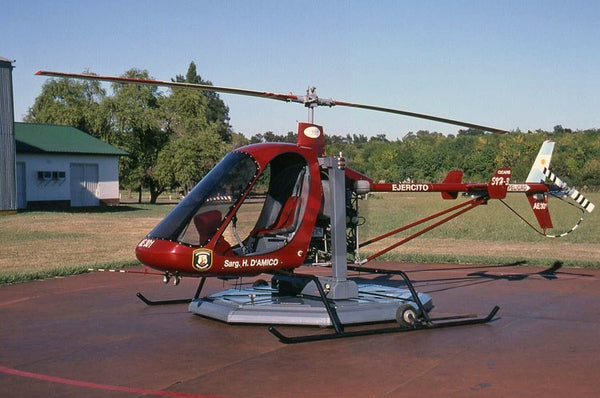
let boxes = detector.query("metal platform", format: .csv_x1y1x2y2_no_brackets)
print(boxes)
188,282,433,326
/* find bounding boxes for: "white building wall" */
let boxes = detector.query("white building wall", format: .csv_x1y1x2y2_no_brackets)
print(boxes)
15,153,120,205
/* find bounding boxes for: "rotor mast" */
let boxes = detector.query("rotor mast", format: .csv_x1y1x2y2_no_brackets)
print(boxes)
305,86,319,124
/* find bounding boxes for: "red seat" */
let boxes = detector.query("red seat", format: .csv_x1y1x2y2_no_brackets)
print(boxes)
193,210,233,254
270,196,300,231
194,210,222,246
252,196,301,237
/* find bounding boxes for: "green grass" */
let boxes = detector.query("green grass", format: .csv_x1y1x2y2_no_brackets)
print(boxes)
0,193,597,285
0,261,140,285
361,252,597,269
360,192,599,244
356,192,599,267
0,230,82,242
0,204,175,284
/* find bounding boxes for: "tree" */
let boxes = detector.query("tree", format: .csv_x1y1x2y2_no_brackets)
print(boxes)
155,127,227,193
552,125,572,134
172,61,232,142
353,133,368,144
27,63,240,203
369,133,389,143
105,69,169,204
25,72,110,139
249,130,296,143
158,62,233,193
231,132,250,149
458,128,485,136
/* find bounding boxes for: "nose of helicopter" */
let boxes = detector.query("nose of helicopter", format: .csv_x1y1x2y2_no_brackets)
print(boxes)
135,238,193,273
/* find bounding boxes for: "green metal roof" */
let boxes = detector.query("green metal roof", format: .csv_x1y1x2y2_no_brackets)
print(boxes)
15,123,127,156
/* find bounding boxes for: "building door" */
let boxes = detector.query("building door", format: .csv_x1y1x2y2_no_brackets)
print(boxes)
70,163,99,207
16,162,26,209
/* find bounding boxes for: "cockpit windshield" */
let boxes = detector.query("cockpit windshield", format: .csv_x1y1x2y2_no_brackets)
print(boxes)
147,152,258,245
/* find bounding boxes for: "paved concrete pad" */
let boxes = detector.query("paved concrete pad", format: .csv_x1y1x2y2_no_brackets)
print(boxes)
1,262,598,397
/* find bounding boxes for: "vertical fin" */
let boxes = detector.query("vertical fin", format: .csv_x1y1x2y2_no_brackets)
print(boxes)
488,168,511,199
441,170,463,199
526,140,555,183
527,193,553,230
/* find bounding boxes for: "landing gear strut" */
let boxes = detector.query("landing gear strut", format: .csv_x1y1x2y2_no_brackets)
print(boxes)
162,272,182,286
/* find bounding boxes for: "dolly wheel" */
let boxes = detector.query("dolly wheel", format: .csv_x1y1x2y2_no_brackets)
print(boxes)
396,304,417,328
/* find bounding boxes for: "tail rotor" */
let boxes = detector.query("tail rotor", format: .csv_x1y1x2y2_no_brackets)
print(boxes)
543,167,595,213
504,139,594,238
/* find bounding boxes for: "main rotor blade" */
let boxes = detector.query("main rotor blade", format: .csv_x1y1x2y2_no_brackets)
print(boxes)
330,100,509,134
35,70,302,103
36,70,509,134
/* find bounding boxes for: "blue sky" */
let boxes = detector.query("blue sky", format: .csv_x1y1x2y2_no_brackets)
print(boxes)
3,1,599,139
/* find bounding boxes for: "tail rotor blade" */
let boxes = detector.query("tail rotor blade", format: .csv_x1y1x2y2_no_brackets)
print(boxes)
543,167,595,213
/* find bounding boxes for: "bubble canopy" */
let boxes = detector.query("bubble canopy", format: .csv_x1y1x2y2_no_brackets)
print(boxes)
147,152,257,244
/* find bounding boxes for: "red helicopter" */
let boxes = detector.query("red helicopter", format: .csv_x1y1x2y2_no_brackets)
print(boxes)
36,71,595,343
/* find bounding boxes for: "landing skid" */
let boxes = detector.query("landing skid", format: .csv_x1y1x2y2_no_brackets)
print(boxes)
136,277,206,306
136,293,192,306
269,305,500,344
266,265,498,344
267,269,499,343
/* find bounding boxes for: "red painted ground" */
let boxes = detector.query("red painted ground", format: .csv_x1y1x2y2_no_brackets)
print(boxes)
1,262,598,397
